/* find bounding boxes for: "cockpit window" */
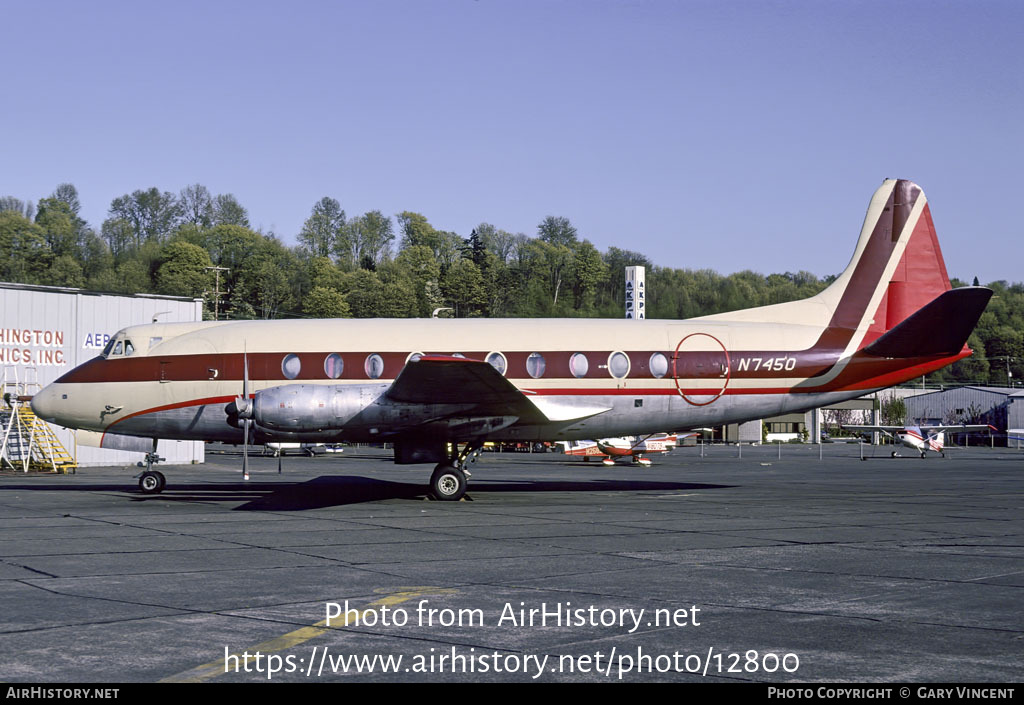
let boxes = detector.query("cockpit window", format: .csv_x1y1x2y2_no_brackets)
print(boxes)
112,341,123,356
101,338,116,357
124,340,135,356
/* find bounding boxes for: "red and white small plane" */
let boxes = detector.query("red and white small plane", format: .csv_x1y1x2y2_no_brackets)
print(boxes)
30,179,992,499
842,423,995,457
560,433,686,466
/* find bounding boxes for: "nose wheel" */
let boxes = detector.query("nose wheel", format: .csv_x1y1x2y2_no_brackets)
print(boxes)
139,470,166,494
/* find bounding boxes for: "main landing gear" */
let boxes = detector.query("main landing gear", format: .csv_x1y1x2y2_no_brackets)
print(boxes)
429,442,482,501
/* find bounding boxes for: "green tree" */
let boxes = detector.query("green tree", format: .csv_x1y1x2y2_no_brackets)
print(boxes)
442,258,487,317
0,212,49,283
394,245,443,316
480,225,518,264
397,211,437,251
51,183,82,215
0,196,35,220
212,193,250,227
345,210,394,269
35,197,80,258
537,215,578,248
303,286,352,318
344,269,385,318
569,240,608,313
523,238,573,311
80,231,115,287
231,238,300,318
100,217,135,259
107,188,182,246
307,256,348,291
47,254,86,288
880,393,907,426
179,184,214,228
376,263,419,317
299,197,345,260
155,241,213,297
113,258,152,294
193,224,263,271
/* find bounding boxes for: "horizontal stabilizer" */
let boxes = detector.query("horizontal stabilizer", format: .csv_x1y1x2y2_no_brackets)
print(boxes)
862,287,992,358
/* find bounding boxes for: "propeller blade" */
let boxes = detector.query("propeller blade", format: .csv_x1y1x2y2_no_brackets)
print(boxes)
243,418,250,481
242,349,250,481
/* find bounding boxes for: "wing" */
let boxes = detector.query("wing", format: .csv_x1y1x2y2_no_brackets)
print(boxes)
385,356,610,424
842,425,906,433
920,424,995,435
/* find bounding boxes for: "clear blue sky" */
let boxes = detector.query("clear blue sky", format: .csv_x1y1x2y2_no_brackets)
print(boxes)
2,0,1021,284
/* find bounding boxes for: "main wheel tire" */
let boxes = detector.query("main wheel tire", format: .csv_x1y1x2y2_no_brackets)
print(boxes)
430,464,467,501
139,470,165,494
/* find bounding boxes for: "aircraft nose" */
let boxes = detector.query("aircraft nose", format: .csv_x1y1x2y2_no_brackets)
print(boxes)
30,384,60,423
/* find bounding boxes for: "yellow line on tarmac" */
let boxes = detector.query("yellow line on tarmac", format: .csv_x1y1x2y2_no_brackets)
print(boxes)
160,586,457,683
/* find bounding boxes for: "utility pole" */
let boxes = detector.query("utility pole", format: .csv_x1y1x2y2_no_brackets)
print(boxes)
204,266,229,320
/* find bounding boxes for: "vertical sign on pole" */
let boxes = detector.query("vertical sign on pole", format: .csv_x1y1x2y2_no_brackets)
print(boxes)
625,266,645,320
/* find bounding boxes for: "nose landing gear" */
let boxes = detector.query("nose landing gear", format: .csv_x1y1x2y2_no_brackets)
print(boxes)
136,442,166,494
139,469,166,494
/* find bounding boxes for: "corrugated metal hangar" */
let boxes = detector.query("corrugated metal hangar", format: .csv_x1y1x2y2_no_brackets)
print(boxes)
906,385,1022,446
1,281,204,467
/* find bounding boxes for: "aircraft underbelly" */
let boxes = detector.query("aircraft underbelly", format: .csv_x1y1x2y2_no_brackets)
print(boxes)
103,388,870,443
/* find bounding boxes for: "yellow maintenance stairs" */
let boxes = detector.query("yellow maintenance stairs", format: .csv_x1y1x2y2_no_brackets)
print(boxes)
1,367,77,473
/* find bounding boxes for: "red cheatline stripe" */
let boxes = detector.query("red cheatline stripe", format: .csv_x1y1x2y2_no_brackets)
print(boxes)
105,395,239,432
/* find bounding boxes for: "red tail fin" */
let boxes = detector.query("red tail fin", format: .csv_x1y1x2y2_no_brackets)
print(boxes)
821,179,957,350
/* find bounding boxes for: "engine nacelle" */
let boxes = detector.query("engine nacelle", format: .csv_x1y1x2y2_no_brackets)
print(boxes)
252,383,389,432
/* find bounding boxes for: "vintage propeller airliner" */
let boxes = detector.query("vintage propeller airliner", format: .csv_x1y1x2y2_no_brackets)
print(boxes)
31,179,991,500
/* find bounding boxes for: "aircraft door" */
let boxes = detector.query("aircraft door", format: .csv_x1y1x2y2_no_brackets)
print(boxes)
672,332,731,406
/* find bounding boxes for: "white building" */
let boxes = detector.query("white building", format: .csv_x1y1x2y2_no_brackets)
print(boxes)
1,282,204,467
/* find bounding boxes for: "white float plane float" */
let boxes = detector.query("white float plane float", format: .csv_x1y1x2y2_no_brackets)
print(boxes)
31,179,991,499
842,423,996,458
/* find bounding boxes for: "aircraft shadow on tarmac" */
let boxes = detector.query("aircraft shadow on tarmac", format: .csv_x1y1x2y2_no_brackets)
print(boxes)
0,476,735,510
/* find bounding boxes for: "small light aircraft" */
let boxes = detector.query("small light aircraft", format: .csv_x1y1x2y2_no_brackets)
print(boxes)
842,423,996,457
262,442,325,457
30,179,992,500
560,433,685,466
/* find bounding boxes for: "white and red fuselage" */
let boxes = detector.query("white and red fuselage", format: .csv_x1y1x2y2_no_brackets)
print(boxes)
561,434,680,466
